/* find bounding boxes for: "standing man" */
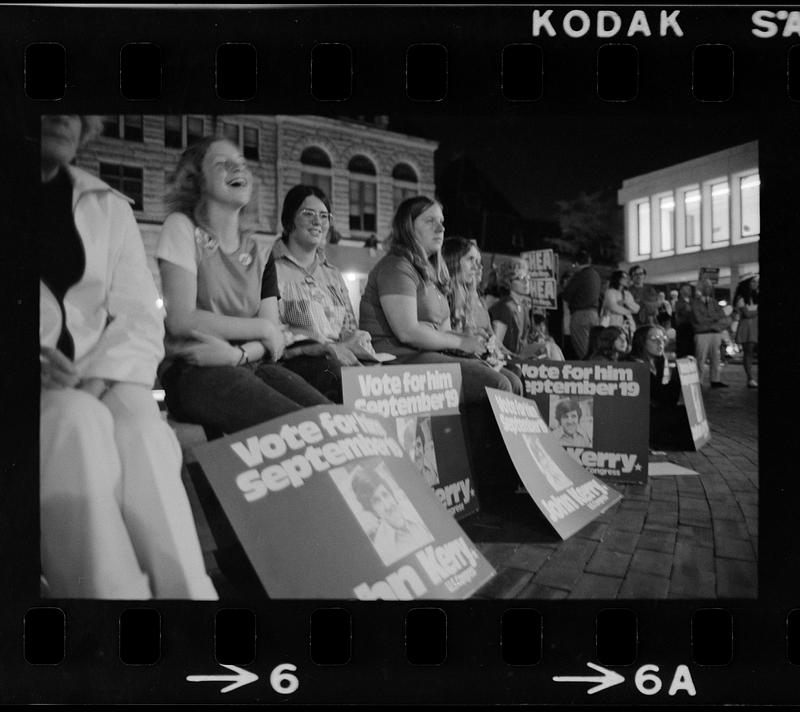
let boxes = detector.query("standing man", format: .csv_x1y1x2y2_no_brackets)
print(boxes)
691,278,730,388
628,265,660,326
561,249,600,360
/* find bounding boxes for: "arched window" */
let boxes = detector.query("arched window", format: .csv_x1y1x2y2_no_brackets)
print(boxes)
300,146,333,199
392,162,419,209
348,155,377,234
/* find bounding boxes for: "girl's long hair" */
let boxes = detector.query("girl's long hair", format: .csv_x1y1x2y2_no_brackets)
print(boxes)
733,276,759,306
442,237,477,332
590,326,626,361
388,195,449,290
630,324,665,362
165,136,257,236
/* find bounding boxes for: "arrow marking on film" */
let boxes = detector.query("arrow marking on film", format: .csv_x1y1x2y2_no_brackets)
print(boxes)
186,664,259,693
552,662,625,695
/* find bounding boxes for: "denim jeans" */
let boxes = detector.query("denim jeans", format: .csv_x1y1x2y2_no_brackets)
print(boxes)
281,352,344,403
162,359,332,436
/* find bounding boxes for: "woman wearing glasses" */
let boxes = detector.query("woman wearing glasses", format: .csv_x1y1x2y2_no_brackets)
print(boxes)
360,197,515,493
630,325,691,450
272,184,380,401
157,138,331,436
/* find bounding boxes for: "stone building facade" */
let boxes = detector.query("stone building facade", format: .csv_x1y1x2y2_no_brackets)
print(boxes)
75,114,438,294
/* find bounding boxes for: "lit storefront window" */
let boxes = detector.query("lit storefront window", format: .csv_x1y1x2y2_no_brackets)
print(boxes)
635,200,651,256
683,189,701,247
659,195,675,251
710,180,730,244
740,173,760,238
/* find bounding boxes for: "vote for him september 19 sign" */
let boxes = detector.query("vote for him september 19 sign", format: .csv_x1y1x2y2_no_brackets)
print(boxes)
190,405,496,599
518,360,651,484
486,388,622,540
341,363,478,519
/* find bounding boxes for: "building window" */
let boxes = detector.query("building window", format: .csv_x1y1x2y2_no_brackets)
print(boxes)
634,200,650,256
99,163,143,211
164,116,182,148
164,115,206,149
348,155,377,233
300,146,333,199
684,189,701,247
186,116,205,146
102,116,120,138
740,173,760,238
243,126,259,160
392,162,419,209
659,195,674,252
102,115,143,142
123,115,143,142
223,122,240,145
710,180,730,244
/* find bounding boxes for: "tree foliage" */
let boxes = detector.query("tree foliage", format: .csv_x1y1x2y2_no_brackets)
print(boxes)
551,189,624,265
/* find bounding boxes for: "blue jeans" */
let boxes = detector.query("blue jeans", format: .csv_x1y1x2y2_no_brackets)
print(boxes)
162,359,332,437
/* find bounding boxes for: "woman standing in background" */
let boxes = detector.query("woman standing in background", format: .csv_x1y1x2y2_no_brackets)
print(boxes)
733,274,759,388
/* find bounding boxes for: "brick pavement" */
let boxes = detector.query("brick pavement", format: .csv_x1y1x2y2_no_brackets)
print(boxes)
467,360,758,599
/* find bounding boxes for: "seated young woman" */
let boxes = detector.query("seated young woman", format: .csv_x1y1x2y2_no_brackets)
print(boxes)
630,325,693,451
489,258,565,362
272,184,379,401
38,115,216,599
359,196,515,492
441,236,523,395
588,326,630,361
157,137,331,437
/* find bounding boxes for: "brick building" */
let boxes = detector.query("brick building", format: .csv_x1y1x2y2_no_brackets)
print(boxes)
75,114,438,307
617,141,759,294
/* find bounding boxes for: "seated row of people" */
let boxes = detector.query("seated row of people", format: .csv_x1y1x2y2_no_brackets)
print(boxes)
39,123,696,600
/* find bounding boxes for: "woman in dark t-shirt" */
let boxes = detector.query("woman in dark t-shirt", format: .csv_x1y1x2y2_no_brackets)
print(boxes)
359,196,511,404
157,138,330,436
359,197,515,493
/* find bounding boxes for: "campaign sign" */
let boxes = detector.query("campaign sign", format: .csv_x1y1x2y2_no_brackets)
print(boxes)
485,388,622,540
341,364,478,519
518,360,651,484
677,358,712,450
522,249,558,309
699,266,720,284
190,405,495,599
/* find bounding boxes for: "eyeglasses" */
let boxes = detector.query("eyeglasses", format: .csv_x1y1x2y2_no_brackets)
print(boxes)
647,335,667,342
631,270,646,277
298,209,332,223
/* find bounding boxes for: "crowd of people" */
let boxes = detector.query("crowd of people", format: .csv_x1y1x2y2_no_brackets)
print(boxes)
38,116,758,599
559,252,758,390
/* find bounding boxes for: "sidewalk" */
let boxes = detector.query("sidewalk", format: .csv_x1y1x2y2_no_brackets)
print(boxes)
467,361,758,599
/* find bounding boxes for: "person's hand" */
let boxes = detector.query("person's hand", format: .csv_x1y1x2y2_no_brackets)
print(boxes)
341,329,377,361
261,322,286,362
326,343,361,367
175,331,239,366
79,377,109,399
40,346,79,389
458,334,487,356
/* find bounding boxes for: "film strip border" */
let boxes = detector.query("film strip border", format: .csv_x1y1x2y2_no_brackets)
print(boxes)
8,602,800,702
22,40,800,104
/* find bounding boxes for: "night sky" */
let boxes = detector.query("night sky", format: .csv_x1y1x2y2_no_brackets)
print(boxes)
390,112,760,223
